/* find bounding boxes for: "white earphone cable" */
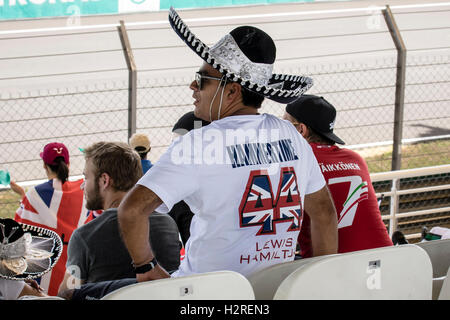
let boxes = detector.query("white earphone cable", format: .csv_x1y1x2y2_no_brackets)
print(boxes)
209,76,226,122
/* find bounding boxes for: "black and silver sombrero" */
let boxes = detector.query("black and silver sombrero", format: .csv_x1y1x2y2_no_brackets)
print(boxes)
168,7,313,104
0,218,62,280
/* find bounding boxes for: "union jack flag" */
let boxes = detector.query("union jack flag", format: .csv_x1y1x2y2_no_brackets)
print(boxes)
14,178,88,296
240,172,276,235
275,168,302,232
84,209,103,223
239,167,302,236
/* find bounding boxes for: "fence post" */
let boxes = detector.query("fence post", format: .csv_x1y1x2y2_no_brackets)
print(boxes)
117,20,137,140
388,178,399,237
382,5,407,171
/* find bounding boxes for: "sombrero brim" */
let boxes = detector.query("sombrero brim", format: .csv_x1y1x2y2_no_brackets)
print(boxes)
168,7,313,104
0,223,62,280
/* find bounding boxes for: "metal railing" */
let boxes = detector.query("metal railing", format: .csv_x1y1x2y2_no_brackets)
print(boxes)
372,164,450,240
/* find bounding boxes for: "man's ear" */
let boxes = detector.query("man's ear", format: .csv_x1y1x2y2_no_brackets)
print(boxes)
227,82,242,101
98,172,111,191
298,123,309,138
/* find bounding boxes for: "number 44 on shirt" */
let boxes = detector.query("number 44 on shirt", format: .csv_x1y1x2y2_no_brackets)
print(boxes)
239,167,302,236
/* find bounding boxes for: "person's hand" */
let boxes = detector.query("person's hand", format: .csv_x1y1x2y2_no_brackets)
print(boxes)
136,265,170,282
20,279,48,298
25,279,44,292
10,180,25,198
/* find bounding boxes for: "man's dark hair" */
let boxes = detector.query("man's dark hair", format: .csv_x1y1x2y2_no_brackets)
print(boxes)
216,77,264,108
241,87,264,109
134,146,148,160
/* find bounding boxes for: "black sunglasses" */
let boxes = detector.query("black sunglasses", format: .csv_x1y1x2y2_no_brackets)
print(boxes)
195,72,223,90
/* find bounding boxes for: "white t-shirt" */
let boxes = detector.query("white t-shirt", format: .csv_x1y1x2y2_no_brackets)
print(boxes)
138,113,325,277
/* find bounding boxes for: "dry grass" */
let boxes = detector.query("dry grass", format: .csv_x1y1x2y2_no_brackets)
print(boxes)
365,139,450,173
0,189,22,219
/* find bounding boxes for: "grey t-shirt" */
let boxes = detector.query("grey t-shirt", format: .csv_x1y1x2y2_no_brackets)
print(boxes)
66,208,181,283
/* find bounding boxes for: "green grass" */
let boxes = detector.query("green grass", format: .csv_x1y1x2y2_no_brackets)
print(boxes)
366,139,450,173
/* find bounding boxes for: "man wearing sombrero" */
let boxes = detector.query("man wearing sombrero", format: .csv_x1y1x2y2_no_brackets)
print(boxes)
118,8,338,282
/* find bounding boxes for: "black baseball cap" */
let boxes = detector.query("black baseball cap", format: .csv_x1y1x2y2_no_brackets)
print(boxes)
172,111,211,133
286,95,345,145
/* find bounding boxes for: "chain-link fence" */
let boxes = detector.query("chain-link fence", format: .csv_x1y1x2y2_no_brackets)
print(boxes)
1,4,449,235
136,52,449,172
1,84,129,181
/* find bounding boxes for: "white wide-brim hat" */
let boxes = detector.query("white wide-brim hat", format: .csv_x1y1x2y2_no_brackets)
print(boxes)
0,219,62,280
168,7,313,104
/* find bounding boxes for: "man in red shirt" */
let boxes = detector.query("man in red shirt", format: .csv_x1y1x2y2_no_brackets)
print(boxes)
283,95,392,257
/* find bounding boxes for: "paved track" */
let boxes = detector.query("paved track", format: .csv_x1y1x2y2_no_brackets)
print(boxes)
0,0,449,181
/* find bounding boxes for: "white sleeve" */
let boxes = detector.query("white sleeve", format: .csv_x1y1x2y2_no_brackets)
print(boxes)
304,144,326,195
137,132,199,212
0,279,25,300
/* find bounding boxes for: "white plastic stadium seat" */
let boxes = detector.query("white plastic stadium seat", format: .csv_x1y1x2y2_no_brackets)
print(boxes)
248,255,336,300
273,245,432,300
101,271,255,300
19,295,66,300
438,267,450,300
415,239,450,299
415,239,450,278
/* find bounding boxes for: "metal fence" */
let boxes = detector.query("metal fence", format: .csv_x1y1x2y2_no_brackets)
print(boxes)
1,3,449,221
372,164,450,242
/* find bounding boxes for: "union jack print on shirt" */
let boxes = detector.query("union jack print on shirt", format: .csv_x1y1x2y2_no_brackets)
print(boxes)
239,167,302,236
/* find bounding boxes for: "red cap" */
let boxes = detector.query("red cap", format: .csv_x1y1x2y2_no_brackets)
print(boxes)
40,142,70,165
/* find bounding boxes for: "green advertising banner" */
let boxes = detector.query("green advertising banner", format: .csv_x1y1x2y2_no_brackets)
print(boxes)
0,0,318,21
0,0,118,20
160,0,314,10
